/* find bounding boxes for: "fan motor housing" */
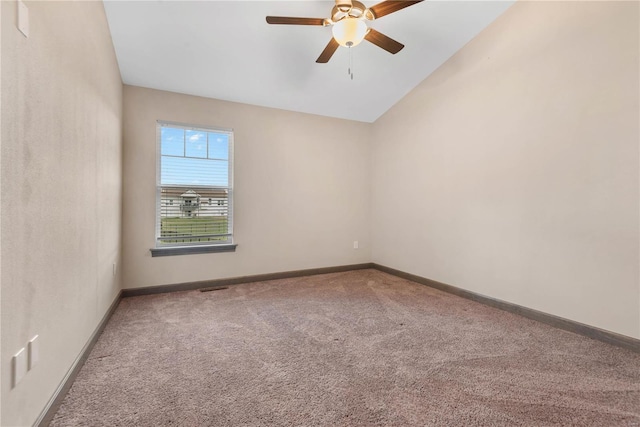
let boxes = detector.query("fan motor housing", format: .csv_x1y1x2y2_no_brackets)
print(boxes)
331,1,374,24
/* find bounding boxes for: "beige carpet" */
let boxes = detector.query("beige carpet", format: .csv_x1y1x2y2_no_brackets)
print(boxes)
51,269,640,426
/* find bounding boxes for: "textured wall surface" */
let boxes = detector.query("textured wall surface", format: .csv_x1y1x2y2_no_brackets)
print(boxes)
1,2,123,425
371,1,640,338
2,1,639,425
0,3,3,422
122,86,371,289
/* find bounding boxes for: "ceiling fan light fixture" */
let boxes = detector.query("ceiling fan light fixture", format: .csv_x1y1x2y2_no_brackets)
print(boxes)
331,18,368,47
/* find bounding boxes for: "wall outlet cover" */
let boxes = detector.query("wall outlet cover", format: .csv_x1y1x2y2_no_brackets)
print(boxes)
18,0,29,38
28,335,39,370
12,348,27,388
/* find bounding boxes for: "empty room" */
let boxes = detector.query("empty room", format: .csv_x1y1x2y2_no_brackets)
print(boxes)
1,0,639,426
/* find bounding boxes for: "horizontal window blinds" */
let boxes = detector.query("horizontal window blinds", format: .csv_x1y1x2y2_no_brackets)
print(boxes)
157,122,233,246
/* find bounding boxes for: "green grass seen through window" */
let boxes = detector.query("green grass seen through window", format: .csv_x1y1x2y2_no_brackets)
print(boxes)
160,217,228,244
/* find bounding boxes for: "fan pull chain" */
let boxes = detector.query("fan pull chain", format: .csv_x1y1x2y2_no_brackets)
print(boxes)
348,45,354,80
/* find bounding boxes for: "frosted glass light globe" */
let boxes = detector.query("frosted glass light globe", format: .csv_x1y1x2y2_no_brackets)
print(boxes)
332,18,368,47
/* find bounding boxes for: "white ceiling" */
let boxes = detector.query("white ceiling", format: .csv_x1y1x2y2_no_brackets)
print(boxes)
104,1,514,122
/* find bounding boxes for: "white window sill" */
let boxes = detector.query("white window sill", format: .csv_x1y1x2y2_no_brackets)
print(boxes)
150,244,237,257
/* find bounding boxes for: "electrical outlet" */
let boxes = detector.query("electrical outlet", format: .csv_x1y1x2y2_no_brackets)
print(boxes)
28,335,39,370
112,262,117,276
12,348,27,388
353,241,359,249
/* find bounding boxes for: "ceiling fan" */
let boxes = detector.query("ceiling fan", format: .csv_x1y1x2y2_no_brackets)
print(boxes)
266,0,424,63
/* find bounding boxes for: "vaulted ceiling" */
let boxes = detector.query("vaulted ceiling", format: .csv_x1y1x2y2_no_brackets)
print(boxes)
104,1,514,122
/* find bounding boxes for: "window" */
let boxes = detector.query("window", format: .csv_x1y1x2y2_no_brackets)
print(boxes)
152,121,235,256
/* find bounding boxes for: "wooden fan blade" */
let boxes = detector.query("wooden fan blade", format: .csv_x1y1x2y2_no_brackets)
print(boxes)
266,16,326,26
316,38,340,63
369,0,423,19
364,28,404,54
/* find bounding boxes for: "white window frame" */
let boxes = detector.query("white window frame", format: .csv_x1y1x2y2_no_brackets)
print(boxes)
151,120,235,257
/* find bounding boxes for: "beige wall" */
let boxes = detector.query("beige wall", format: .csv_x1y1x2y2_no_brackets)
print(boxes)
0,3,3,423
1,1,123,426
1,1,638,424
122,86,371,289
371,1,640,339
